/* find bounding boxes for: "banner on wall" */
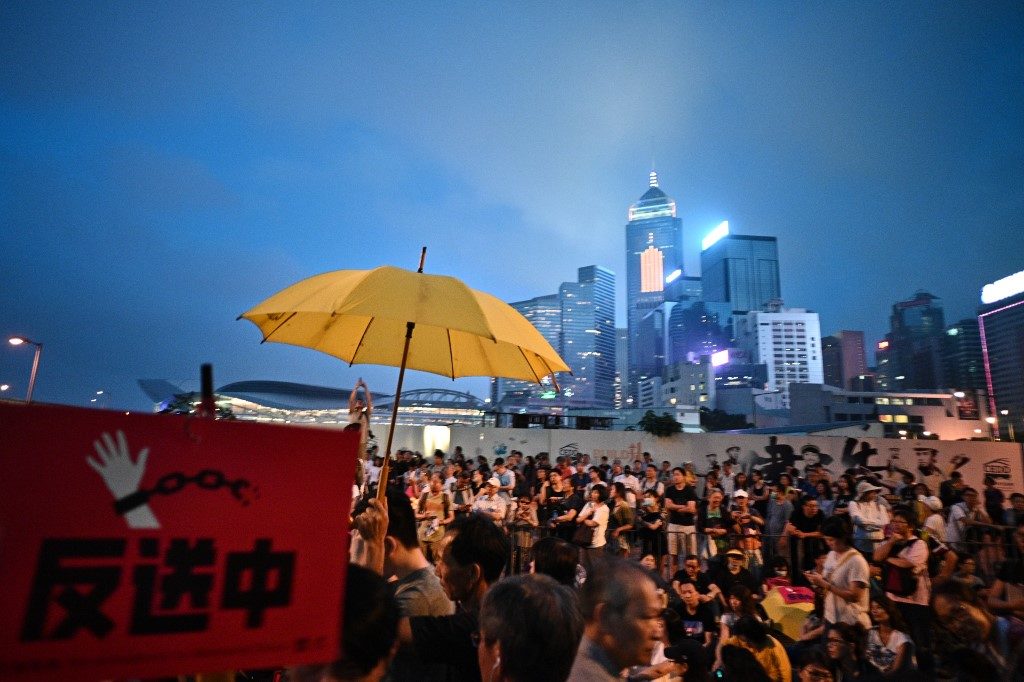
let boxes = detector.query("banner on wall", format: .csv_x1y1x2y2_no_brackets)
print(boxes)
0,402,357,682
448,426,1024,498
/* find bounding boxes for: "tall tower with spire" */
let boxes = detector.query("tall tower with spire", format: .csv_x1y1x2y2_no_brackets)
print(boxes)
625,171,683,405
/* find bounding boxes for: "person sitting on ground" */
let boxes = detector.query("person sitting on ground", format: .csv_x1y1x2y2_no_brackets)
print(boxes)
288,564,400,682
952,554,987,595
718,643,772,682
865,596,915,677
711,549,761,609
476,573,584,682
530,536,580,588
720,616,791,682
823,622,873,681
715,584,768,669
762,556,793,592
932,580,1024,681
567,557,672,682
673,553,721,607
676,581,717,656
795,648,834,682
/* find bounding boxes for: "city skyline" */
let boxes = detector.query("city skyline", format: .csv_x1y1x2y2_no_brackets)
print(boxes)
2,3,1021,410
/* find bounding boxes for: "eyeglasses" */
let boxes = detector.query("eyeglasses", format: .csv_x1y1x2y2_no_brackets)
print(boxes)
470,631,484,647
825,637,847,646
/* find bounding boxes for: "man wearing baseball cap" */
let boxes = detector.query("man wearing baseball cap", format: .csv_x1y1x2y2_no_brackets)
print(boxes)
471,477,508,527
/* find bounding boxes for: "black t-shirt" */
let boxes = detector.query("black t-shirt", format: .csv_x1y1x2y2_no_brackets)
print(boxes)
665,484,698,525
410,606,481,682
711,565,761,597
677,601,717,643
672,570,714,596
790,506,823,534
997,558,1024,585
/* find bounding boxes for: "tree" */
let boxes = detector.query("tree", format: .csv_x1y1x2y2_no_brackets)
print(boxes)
637,410,683,437
699,407,752,432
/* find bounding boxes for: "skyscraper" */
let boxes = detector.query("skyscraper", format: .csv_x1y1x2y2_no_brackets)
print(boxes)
734,308,824,408
560,266,616,408
943,318,985,392
491,293,561,404
822,336,843,387
625,171,683,404
491,268,616,409
979,269,1024,440
822,331,867,389
887,291,946,390
838,330,867,390
700,222,780,315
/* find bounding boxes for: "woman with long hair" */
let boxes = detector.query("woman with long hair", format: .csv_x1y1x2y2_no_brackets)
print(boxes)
832,475,857,517
866,596,915,676
816,481,835,517
715,585,766,669
607,481,635,557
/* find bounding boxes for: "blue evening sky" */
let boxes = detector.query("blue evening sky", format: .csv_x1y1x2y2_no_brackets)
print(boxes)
2,2,1022,409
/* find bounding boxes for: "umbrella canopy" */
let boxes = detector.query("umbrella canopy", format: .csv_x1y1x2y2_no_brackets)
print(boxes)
240,266,569,382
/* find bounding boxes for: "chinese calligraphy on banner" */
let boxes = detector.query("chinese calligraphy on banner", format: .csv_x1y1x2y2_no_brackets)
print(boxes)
0,402,357,681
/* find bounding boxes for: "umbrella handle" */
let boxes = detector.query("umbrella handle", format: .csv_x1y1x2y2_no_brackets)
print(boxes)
376,321,416,501
417,246,426,273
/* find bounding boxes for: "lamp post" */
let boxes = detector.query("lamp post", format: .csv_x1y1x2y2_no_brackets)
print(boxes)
8,336,42,403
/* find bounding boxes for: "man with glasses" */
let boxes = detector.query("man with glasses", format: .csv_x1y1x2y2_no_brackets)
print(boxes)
672,554,721,608
874,506,932,673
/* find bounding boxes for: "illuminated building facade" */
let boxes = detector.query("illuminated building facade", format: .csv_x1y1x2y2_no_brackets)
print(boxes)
491,293,561,404
735,308,824,408
560,266,616,408
625,171,683,403
492,267,616,409
700,224,780,315
979,270,1024,440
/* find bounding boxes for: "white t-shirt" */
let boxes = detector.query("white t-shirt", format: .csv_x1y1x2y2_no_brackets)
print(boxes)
887,537,930,606
923,512,946,543
866,627,914,673
579,501,609,548
822,548,871,628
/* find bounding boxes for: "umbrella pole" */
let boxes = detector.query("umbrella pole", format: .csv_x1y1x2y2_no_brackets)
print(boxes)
376,247,426,500
376,321,415,500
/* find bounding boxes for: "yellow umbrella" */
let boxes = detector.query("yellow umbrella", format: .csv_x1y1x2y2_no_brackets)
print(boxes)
239,249,570,496
761,587,815,641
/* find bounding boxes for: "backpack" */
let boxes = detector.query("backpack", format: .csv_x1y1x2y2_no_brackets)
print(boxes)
881,538,920,597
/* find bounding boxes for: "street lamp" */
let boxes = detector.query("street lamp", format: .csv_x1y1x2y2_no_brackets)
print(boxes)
7,336,42,403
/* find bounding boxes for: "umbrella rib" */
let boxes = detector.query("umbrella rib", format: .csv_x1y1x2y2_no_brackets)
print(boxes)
447,329,455,379
261,312,298,343
517,346,543,384
349,317,375,367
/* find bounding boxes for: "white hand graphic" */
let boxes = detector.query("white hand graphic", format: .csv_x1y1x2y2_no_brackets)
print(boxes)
86,430,160,529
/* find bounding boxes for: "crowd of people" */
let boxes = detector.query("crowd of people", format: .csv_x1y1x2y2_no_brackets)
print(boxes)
310,443,1024,682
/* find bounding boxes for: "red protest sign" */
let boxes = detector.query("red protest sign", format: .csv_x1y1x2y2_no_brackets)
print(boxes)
0,401,357,681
